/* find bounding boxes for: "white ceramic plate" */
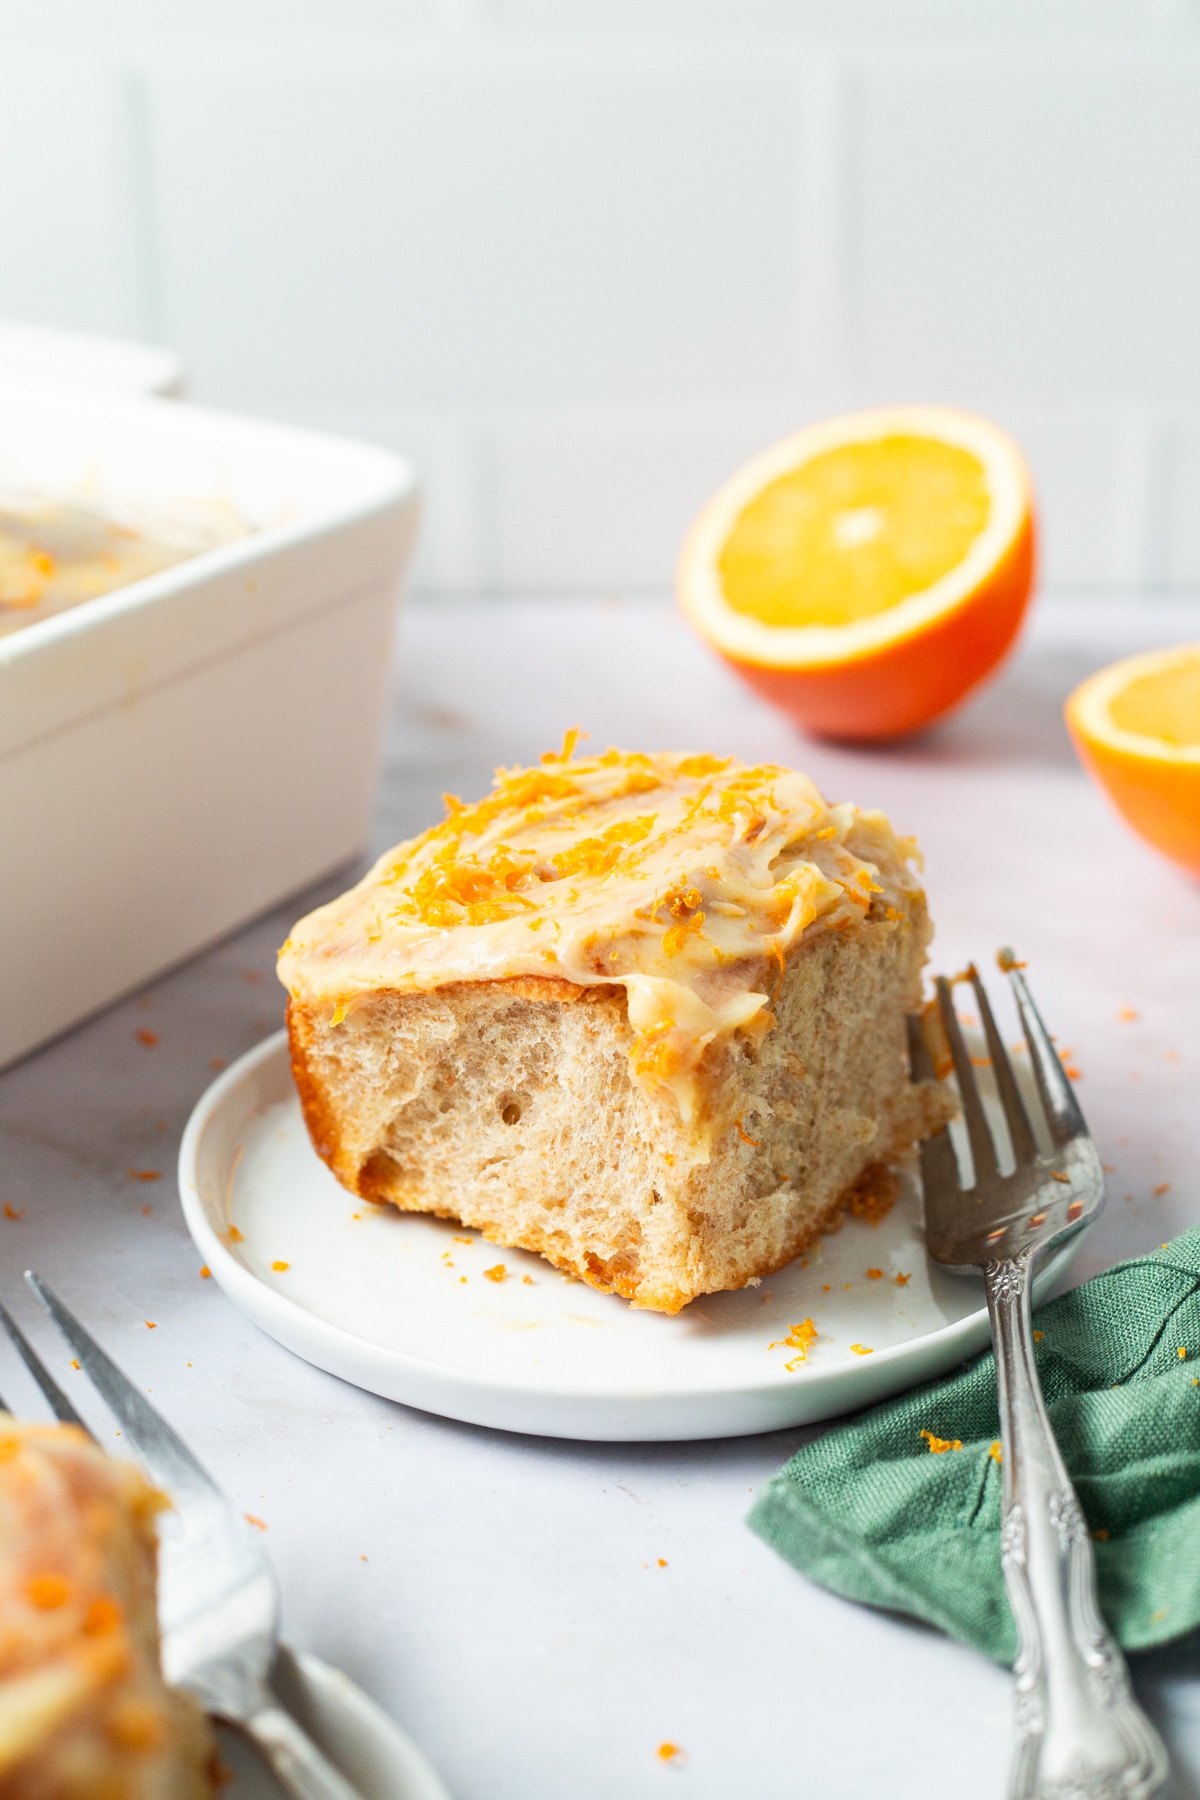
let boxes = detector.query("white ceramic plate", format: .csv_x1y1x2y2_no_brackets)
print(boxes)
178,1033,1080,1443
216,1647,449,1800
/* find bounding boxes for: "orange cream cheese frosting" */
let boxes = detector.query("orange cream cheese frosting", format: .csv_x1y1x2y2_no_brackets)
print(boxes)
278,737,921,1143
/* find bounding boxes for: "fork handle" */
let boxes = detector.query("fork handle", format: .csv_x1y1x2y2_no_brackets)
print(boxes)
243,1702,367,1800
986,1251,1167,1800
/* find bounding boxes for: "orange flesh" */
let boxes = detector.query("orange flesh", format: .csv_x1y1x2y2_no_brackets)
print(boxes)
1108,659,1200,749
716,436,991,629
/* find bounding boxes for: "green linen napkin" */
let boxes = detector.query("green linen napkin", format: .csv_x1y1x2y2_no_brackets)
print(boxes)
749,1227,1200,1664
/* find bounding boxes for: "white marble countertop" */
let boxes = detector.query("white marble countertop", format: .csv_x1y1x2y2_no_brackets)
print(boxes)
1,593,1199,1800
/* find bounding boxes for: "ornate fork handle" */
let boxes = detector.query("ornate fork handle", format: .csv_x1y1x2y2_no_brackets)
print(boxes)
986,1251,1167,1800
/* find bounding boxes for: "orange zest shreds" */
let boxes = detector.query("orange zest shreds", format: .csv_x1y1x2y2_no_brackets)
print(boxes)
1092,1528,1109,1542
228,1225,244,1244
866,1268,883,1280
145,1321,157,1330
919,1429,962,1454
1050,1170,1071,1183
675,754,732,778
850,1344,874,1356
2,1202,23,1221
522,1274,534,1285
551,814,658,881
884,905,903,922
845,1165,900,1227
70,1360,79,1370
734,1118,760,1147
329,1001,347,1026
135,1027,159,1047
271,1260,290,1273
127,1168,161,1182
244,1514,267,1531
1033,1330,1044,1342
769,1318,818,1370
1118,1007,1139,1022
657,1558,668,1568
989,1441,1003,1464
199,1266,211,1279
26,1573,71,1609
83,1596,124,1637
483,1264,507,1283
1155,1183,1172,1196
1178,1347,1188,1360
996,949,1027,972
542,725,585,764
895,1272,911,1286
657,1743,682,1763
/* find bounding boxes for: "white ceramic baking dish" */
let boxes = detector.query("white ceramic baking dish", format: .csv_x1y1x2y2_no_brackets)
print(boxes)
0,379,418,1069
0,320,184,396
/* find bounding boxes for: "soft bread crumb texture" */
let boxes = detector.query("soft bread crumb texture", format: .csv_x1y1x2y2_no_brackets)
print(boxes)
286,799,950,1313
0,1418,215,1797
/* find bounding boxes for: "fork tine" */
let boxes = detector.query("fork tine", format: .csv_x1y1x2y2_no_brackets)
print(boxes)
1001,952,1087,1148
936,975,1000,1187
0,1300,94,1435
907,1013,962,1197
968,965,1039,1166
24,1273,223,1503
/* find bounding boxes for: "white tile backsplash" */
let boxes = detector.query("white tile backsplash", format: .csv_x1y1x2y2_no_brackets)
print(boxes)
4,11,1200,597
142,47,805,409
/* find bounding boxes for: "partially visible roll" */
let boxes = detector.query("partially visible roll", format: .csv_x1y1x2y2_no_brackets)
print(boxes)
0,1416,215,1798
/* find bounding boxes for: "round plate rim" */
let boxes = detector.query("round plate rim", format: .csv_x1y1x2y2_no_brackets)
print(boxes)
178,1031,1084,1441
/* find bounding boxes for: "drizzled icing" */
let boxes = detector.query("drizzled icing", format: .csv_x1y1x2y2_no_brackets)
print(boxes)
278,738,917,1140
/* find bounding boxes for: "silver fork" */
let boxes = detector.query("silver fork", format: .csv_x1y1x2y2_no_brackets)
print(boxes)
0,1272,367,1800
909,953,1167,1800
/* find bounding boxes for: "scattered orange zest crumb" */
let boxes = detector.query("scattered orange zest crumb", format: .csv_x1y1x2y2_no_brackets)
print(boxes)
1050,1171,1071,1183
1178,1347,1188,1360
657,1558,668,1568
522,1274,534,1285
850,1344,873,1356
141,1205,151,1217
83,1596,123,1636
209,1057,226,1072
735,1118,760,1147
657,1743,683,1764
127,1169,160,1182
199,1266,211,1279
244,1514,267,1531
920,1429,962,1453
453,1235,473,1244
144,1321,157,1330
1092,1528,1109,1541
821,1284,831,1292
484,1264,507,1283
997,950,1026,972
2,1203,23,1221
1033,1330,1045,1342
969,1055,991,1068
866,1268,883,1280
228,1225,244,1244
1063,1064,1081,1080
271,1261,290,1273
1117,1007,1138,1022
70,1360,79,1371
1154,1183,1171,1196
135,1028,159,1047
895,1272,911,1286
989,1441,1003,1464
26,1574,71,1610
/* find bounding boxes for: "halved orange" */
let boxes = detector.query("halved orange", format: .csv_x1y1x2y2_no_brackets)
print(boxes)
1066,643,1200,878
677,405,1036,740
